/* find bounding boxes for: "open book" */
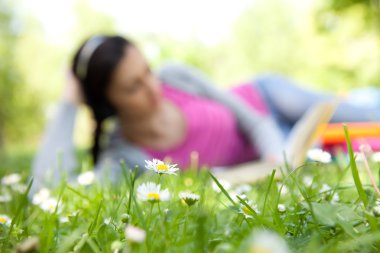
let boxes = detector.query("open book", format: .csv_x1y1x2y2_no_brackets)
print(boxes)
214,101,338,185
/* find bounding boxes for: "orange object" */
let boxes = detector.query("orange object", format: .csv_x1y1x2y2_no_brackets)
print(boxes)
317,123,380,145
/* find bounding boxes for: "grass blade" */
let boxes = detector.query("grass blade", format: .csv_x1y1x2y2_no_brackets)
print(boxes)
208,172,236,206
343,124,368,208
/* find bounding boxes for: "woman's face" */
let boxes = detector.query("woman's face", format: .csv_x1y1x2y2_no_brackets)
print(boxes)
107,45,162,119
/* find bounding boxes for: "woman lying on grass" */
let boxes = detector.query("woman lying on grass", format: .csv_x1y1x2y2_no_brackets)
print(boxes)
32,35,380,189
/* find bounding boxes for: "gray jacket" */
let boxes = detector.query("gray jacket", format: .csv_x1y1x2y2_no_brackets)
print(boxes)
32,63,285,189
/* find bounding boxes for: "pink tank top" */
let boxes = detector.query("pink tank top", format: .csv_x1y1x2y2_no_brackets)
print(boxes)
143,83,269,169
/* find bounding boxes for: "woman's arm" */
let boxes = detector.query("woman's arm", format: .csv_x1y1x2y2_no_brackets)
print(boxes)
92,125,150,183
31,72,82,191
31,101,78,189
213,160,281,185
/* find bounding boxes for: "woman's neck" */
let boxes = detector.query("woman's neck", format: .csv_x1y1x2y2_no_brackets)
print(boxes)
117,99,187,149
118,102,167,143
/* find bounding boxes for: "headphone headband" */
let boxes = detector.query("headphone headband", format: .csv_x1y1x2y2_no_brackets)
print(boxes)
75,36,106,80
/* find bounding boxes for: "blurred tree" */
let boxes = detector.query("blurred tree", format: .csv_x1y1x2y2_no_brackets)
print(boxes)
319,0,379,27
0,0,118,154
0,0,41,152
221,0,380,91
314,0,380,88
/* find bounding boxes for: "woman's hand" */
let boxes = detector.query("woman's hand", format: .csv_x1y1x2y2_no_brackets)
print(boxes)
63,70,83,105
263,153,283,165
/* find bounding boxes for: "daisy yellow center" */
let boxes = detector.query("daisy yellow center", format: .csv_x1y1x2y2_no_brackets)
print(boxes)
147,192,160,200
250,248,270,253
243,206,252,215
0,217,8,224
156,164,169,171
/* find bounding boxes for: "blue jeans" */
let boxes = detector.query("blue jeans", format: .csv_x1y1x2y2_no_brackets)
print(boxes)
253,74,380,137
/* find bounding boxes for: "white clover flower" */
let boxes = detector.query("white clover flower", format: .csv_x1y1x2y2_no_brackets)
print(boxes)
70,210,80,217
0,214,11,226
59,216,69,223
32,188,51,205
0,194,12,203
235,184,252,195
278,204,286,213
111,240,123,253
319,184,339,203
372,152,380,163
145,159,179,175
307,149,332,163
331,193,340,204
179,192,200,206
40,198,62,214
104,217,112,225
302,175,313,187
277,183,288,196
125,224,146,243
247,229,291,253
320,184,331,193
212,179,231,193
77,171,95,186
1,173,21,185
239,200,260,219
137,182,170,202
11,184,27,193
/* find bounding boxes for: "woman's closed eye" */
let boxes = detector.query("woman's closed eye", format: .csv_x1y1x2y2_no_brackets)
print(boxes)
125,82,142,94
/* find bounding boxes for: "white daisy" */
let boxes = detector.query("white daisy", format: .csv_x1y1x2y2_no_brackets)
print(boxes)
235,184,252,195
232,193,248,202
307,149,332,163
11,184,27,193
111,240,123,252
331,192,340,204
145,159,179,175
1,173,21,185
212,179,231,193
125,224,146,243
239,200,260,219
247,229,291,253
104,217,112,225
59,216,69,223
0,214,11,226
179,192,200,206
277,183,288,196
40,198,62,214
278,204,286,213
77,171,95,186
319,184,331,193
302,175,313,187
32,188,50,205
137,182,170,202
0,194,12,202
372,152,380,163
320,184,339,203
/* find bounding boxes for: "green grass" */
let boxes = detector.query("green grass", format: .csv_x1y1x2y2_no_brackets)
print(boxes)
1,135,380,252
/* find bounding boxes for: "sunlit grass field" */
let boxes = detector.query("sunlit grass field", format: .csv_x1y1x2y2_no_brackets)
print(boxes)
1,134,380,253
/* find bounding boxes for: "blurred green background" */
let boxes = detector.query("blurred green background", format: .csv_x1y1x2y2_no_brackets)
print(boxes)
0,0,379,162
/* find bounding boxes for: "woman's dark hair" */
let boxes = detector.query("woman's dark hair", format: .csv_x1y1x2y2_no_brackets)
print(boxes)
72,35,132,164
